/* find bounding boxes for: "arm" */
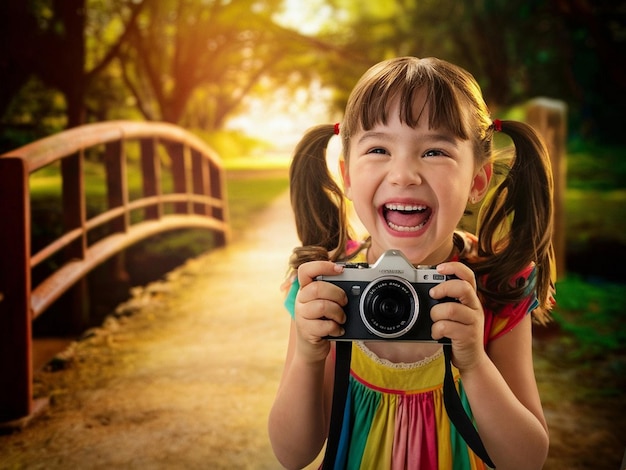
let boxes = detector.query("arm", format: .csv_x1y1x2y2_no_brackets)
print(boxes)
430,262,549,470
461,315,549,470
268,321,335,469
268,261,347,469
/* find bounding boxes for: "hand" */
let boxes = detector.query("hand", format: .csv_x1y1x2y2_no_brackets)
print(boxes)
294,261,348,363
429,262,488,372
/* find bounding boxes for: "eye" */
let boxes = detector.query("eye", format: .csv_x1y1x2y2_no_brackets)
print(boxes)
367,147,389,155
423,149,448,158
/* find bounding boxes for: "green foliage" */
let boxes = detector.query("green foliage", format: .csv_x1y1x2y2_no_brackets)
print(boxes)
0,77,68,152
563,141,626,249
565,189,626,248
566,139,626,191
2,0,623,148
552,276,626,359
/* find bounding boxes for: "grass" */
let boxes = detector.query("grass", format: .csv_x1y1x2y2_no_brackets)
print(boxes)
549,140,626,362
551,276,626,359
225,169,290,235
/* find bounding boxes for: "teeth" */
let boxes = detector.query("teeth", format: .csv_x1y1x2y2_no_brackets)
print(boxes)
383,202,429,232
387,220,427,232
384,203,426,212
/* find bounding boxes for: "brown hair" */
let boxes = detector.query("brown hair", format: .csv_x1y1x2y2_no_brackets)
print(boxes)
289,57,554,321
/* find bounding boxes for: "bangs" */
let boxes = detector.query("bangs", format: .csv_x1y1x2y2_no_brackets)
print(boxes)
344,58,473,141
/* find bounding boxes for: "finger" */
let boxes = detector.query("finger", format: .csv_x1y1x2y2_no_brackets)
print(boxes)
297,295,347,324
297,260,345,287
302,318,345,339
430,304,481,343
295,301,346,340
430,301,474,325
429,261,481,310
435,262,477,289
430,318,482,348
430,280,481,311
297,277,347,305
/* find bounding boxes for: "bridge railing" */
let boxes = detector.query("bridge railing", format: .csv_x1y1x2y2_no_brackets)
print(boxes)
0,121,230,424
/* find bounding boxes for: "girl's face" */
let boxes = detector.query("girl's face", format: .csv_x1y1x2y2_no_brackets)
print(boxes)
342,99,491,266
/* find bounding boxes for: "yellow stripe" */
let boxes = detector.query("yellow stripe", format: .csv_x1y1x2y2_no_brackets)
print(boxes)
434,390,453,469
361,393,396,467
351,343,459,393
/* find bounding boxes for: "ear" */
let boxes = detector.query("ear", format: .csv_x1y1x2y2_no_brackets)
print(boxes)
470,161,493,202
340,157,352,200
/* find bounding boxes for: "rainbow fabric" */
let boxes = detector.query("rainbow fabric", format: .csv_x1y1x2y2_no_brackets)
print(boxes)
331,342,488,469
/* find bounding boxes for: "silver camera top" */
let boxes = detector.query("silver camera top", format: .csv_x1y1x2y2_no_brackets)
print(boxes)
327,250,447,284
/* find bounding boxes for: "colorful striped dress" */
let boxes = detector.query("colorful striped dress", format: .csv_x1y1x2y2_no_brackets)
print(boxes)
283,232,540,469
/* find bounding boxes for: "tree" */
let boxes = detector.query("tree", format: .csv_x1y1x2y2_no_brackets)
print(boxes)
313,0,625,142
0,0,144,132
1,0,347,142
2,0,621,144
117,0,324,129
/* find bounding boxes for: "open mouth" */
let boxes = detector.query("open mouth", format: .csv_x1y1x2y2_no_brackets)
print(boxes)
382,203,431,232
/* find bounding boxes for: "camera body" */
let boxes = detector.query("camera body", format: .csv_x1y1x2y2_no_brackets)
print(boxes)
318,250,454,342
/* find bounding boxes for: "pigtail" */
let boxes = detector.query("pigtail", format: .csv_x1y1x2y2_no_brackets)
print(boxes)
288,124,352,270
475,120,555,322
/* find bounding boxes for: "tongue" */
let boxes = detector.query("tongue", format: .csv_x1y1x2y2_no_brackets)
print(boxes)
386,209,430,228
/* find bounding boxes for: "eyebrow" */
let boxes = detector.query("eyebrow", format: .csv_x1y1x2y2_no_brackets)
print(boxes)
356,130,461,148
427,132,461,148
356,131,389,144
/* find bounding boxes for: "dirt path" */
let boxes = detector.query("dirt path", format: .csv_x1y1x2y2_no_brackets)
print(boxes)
1,191,297,469
0,190,623,469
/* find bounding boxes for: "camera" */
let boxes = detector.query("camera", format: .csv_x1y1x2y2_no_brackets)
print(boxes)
318,250,454,342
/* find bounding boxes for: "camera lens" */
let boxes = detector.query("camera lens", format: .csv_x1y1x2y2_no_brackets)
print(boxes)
360,277,418,338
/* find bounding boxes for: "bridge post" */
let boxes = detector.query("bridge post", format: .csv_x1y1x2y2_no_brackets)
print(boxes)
61,151,90,332
140,138,163,220
0,157,46,425
209,160,227,247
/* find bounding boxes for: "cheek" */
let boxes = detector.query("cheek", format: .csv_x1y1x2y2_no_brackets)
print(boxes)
346,182,374,218
432,176,472,213
344,163,370,201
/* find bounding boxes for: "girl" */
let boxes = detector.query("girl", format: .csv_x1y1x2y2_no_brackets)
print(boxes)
269,57,555,469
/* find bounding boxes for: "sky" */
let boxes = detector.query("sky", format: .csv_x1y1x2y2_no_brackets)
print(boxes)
226,81,336,151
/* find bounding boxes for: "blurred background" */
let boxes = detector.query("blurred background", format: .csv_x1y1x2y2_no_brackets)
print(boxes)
2,0,624,151
0,0,624,467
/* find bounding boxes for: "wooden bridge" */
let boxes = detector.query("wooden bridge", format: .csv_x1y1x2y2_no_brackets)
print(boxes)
0,121,230,424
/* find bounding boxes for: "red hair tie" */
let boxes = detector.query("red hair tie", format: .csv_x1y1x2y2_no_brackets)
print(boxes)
492,119,502,132
334,122,340,135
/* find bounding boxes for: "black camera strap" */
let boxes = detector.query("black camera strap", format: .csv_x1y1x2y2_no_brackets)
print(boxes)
442,344,495,468
322,341,495,469
323,341,352,469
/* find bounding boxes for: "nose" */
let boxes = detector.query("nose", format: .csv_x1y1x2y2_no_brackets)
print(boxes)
387,156,422,187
